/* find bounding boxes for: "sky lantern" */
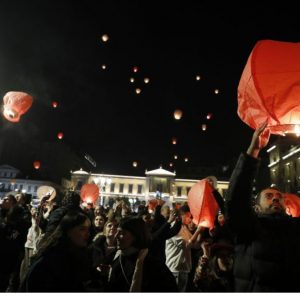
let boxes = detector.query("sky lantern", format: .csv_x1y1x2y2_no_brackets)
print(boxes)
284,193,300,217
148,199,165,211
57,132,64,140
2,91,33,122
184,158,189,162
135,88,141,94
238,40,300,136
101,34,109,42
133,161,138,167
196,75,201,81
52,101,58,108
80,183,100,204
101,64,107,70
206,113,212,120
172,137,177,145
169,162,173,167
144,78,150,84
174,109,183,120
174,155,178,160
33,161,41,170
130,77,135,83
188,179,219,230
214,89,219,94
202,124,207,131
133,66,139,73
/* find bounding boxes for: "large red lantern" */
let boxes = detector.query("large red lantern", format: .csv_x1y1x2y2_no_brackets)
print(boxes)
284,193,300,217
238,40,300,135
148,199,165,212
33,161,41,170
57,132,64,140
80,183,100,204
2,91,33,122
187,179,219,230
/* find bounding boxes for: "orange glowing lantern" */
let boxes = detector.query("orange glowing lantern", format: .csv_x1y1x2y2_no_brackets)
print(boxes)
172,137,177,145
130,77,135,83
133,66,139,73
202,124,207,131
144,78,150,84
33,161,41,170
101,34,109,42
206,113,212,120
101,64,107,70
169,162,173,167
238,40,300,136
196,75,201,81
184,158,189,162
80,183,100,204
174,155,178,160
3,91,33,122
214,89,219,94
57,132,64,140
174,109,183,120
52,101,58,108
188,179,219,229
135,88,141,94
284,193,300,217
133,161,138,167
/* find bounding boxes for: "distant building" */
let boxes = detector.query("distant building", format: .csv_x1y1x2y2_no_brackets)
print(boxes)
267,136,300,194
68,167,229,206
0,165,60,199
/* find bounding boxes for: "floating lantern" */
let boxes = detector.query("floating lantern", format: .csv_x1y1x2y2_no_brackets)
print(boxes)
169,163,173,167
130,78,135,83
184,158,189,162
133,66,139,73
174,155,178,160
174,109,183,120
80,183,100,204
202,124,207,131
57,132,64,140
214,89,219,94
101,34,109,42
196,75,201,81
144,78,150,84
135,88,141,94
206,113,212,120
172,137,177,145
101,64,107,70
3,91,33,122
238,40,300,136
133,161,138,167
33,161,41,170
52,101,58,108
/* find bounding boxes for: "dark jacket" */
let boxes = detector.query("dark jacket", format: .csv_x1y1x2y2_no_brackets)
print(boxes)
106,251,178,292
225,153,300,292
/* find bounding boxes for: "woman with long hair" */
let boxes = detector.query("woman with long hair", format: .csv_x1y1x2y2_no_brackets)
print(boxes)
20,211,91,292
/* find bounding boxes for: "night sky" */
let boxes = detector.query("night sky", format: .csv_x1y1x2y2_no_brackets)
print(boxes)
1,1,300,179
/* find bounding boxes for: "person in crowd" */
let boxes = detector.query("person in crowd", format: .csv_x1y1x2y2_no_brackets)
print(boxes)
94,205,105,217
0,195,17,223
193,241,234,292
165,205,203,292
20,211,92,292
225,122,300,292
92,213,107,240
106,216,177,292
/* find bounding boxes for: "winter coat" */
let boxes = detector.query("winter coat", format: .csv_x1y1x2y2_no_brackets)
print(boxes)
225,153,300,292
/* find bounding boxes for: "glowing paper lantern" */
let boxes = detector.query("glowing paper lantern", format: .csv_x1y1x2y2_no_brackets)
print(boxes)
174,155,178,160
238,40,300,136
284,193,300,217
206,113,212,120
172,137,177,145
130,77,135,83
101,64,107,70
187,179,219,229
169,162,173,167
148,199,165,211
184,158,189,162
196,75,201,81
52,101,58,108
133,66,139,73
144,78,150,84
57,132,64,140
214,89,219,94
3,91,33,122
202,124,207,131
135,88,141,94
80,183,100,204
101,34,109,42
133,161,138,167
33,161,41,170
174,109,183,120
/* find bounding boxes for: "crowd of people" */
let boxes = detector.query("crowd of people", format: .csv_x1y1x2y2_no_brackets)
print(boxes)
0,125,299,292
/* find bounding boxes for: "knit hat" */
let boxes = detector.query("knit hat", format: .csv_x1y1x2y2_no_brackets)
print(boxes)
119,216,150,249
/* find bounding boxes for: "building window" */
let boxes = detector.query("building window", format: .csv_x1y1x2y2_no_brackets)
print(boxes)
19,184,23,190
128,184,133,194
34,186,38,193
137,184,142,194
110,183,115,193
28,186,31,192
119,183,124,193
102,186,106,192
177,187,182,197
4,172,7,177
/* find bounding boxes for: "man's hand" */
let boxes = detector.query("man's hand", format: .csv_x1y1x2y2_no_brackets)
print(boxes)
247,121,270,158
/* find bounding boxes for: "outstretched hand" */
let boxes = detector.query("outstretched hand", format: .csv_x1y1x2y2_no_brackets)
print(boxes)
247,121,270,158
